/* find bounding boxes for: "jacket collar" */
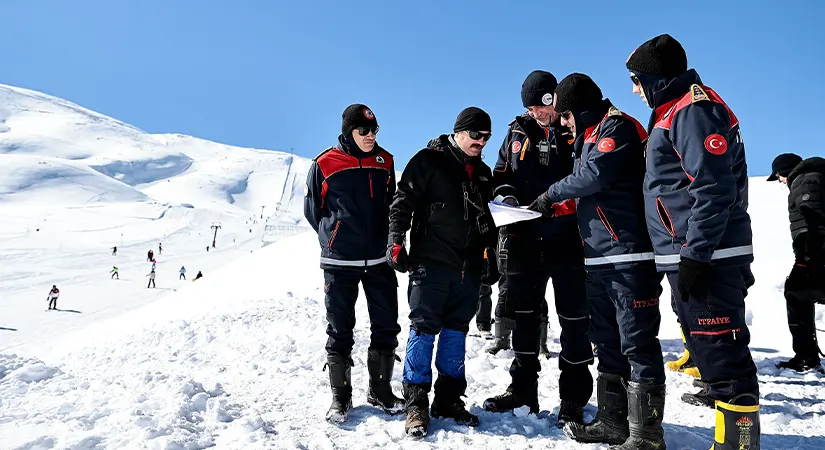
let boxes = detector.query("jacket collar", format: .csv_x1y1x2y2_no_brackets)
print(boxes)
646,69,703,109
789,157,825,185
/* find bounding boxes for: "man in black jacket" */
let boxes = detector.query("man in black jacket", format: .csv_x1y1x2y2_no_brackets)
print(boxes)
388,107,499,438
768,153,825,373
482,70,593,428
304,104,403,424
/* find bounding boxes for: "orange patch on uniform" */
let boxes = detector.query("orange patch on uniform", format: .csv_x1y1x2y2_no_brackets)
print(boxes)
597,137,616,153
704,134,727,155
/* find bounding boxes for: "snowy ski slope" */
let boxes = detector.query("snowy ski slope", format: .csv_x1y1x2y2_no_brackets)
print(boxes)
1,84,824,449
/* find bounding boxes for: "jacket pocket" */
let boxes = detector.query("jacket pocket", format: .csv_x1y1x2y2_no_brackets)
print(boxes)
328,220,341,248
656,197,677,238
596,206,619,242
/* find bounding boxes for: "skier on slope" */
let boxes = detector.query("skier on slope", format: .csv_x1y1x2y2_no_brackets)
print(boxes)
768,153,825,374
112,246,117,256
304,104,404,424
159,242,163,255
146,269,156,288
110,266,119,280
627,34,760,448
46,285,60,310
147,249,154,262
179,266,186,280
194,270,203,280
151,259,157,270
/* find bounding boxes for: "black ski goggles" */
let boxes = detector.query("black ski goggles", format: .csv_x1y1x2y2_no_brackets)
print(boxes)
466,130,492,142
356,126,379,136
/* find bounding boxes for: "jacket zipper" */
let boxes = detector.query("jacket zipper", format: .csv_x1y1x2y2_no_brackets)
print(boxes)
596,206,619,241
369,172,374,198
655,197,677,238
328,220,341,248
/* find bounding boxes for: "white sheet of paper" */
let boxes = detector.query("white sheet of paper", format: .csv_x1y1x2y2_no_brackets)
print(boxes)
488,201,543,227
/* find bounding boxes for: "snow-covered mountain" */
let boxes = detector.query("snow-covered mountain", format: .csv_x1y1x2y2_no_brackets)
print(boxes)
1,85,824,449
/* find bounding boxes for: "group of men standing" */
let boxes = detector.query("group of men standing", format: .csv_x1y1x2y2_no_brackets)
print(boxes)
304,34,762,449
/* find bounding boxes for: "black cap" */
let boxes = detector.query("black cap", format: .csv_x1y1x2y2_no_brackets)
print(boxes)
626,34,688,78
453,107,491,133
554,73,603,113
521,70,558,108
341,104,378,136
767,153,803,181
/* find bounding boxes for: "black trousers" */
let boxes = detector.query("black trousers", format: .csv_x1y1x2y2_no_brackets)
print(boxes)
476,283,493,330
408,265,481,334
502,233,592,405
587,264,665,384
668,266,759,401
324,264,400,357
785,291,820,359
147,279,155,288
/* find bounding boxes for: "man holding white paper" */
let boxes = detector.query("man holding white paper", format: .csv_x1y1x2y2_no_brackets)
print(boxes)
482,70,592,428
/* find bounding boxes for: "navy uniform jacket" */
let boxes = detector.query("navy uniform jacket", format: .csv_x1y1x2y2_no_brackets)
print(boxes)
545,100,653,271
493,114,582,261
643,69,752,272
304,135,396,269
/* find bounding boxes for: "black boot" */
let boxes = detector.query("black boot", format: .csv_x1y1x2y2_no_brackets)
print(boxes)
325,355,353,424
609,382,666,449
681,380,715,409
712,393,760,449
431,376,479,427
483,384,539,414
556,399,584,428
366,349,405,415
564,373,630,445
486,320,511,355
403,382,431,438
539,317,551,359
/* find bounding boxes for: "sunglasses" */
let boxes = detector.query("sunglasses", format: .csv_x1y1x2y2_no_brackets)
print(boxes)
630,74,641,86
357,126,379,136
466,130,492,142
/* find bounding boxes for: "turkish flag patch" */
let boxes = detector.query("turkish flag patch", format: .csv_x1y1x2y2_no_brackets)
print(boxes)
511,141,522,153
704,134,728,155
597,137,616,153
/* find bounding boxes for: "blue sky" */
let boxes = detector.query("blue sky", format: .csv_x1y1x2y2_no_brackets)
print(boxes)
2,1,823,173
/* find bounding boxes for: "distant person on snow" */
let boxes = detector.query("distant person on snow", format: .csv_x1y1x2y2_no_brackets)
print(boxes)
147,249,154,262
112,246,117,256
146,269,156,288
47,285,59,310
179,266,186,280
768,153,825,374
206,246,209,252
194,270,203,280
151,260,157,270
304,104,403,424
110,266,119,280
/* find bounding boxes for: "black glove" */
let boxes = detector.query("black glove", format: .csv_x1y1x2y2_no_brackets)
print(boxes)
786,264,813,293
481,248,500,285
528,192,555,218
677,257,712,301
386,234,409,273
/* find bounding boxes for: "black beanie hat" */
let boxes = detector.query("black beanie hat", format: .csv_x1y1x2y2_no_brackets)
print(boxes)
521,70,558,108
626,34,688,78
341,104,378,136
553,73,603,114
453,107,492,133
767,153,803,181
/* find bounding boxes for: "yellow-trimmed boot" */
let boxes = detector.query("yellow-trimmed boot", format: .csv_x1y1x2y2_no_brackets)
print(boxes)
666,330,701,378
711,394,760,449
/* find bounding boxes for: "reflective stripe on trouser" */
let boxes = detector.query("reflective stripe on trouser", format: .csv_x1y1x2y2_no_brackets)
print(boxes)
668,267,759,401
653,245,754,266
319,256,388,267
323,265,400,357
507,265,593,405
586,264,666,384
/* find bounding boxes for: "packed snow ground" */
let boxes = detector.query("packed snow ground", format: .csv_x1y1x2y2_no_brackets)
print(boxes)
1,83,824,449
